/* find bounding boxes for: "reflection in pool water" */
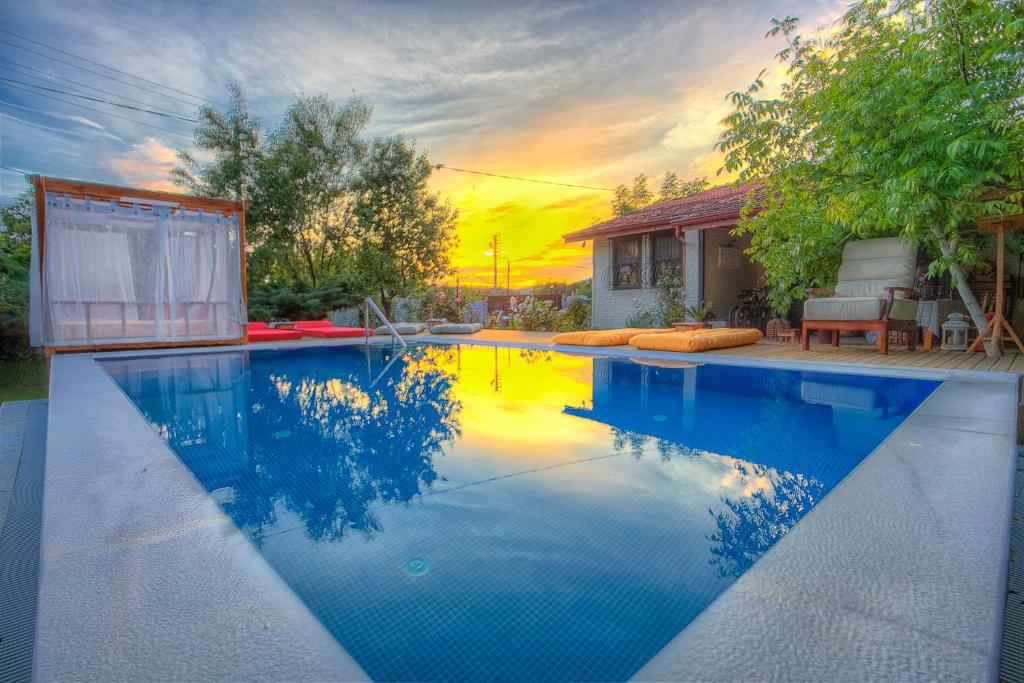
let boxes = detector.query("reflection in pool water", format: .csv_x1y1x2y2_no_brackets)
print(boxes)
102,344,938,682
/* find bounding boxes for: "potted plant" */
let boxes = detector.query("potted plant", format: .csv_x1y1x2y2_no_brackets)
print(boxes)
683,301,714,328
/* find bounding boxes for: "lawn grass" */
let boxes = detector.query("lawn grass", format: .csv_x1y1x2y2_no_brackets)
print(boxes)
0,358,48,405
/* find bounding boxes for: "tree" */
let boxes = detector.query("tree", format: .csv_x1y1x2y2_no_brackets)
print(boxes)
659,171,709,201
254,95,371,287
611,173,653,215
0,191,32,356
171,82,262,203
614,172,709,215
348,136,458,316
531,279,568,295
718,1,1024,354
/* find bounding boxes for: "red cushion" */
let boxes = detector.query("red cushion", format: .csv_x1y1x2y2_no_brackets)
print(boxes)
247,322,269,330
298,327,369,338
295,320,333,328
248,328,303,341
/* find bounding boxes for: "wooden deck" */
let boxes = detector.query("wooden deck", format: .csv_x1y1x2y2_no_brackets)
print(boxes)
706,339,1024,374
431,329,1024,375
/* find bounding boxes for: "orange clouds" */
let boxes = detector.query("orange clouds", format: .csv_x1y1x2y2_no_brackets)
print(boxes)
109,137,179,192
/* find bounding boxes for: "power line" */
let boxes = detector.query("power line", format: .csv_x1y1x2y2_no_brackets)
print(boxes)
0,163,32,174
0,36,211,110
0,82,193,140
0,109,125,143
0,28,220,107
0,76,198,122
0,57,193,119
435,164,615,192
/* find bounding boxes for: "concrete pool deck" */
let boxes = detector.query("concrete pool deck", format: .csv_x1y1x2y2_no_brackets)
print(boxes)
34,337,1018,681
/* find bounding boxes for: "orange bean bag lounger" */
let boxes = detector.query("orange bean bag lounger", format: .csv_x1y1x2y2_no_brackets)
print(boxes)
552,328,674,347
628,327,763,352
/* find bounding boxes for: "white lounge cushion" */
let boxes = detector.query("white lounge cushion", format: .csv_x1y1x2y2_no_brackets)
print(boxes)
803,295,917,321
374,323,426,335
429,322,484,334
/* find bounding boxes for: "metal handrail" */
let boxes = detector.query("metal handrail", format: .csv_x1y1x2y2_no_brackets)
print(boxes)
363,297,407,350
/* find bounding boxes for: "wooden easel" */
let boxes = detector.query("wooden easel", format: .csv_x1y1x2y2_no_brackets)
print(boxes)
967,211,1024,356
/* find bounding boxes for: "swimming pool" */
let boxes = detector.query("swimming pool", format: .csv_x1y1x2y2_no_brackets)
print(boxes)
100,343,939,682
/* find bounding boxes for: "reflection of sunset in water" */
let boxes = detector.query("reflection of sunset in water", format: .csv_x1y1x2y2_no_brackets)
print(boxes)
424,345,604,455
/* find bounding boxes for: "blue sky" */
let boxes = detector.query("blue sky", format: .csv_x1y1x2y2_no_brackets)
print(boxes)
0,0,842,281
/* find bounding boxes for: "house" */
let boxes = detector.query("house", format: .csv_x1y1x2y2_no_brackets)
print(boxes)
562,183,763,329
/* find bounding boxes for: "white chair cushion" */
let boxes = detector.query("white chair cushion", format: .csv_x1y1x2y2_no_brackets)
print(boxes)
834,237,916,299
803,295,918,321
804,297,884,321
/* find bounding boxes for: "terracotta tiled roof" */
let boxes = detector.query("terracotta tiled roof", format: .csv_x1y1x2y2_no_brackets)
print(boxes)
562,182,762,243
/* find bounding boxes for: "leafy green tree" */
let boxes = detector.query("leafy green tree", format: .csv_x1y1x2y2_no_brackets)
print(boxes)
531,279,568,295
567,278,592,297
718,1,1024,352
0,191,32,356
174,87,371,290
659,172,709,201
254,95,371,287
614,172,709,215
348,136,458,316
612,174,653,215
171,82,262,203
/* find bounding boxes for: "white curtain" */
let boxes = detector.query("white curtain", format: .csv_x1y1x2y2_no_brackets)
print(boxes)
38,193,246,346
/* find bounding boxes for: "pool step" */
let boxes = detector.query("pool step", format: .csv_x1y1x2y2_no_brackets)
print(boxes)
0,400,47,683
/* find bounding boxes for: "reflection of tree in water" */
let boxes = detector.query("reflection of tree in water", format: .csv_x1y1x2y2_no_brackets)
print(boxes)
517,348,552,364
706,463,823,578
610,427,649,459
229,345,462,545
606,430,823,578
609,429,697,463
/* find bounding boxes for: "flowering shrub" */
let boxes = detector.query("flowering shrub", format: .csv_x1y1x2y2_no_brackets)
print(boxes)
510,296,561,331
422,286,463,322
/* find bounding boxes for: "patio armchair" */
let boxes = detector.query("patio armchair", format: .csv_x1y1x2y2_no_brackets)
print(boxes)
801,237,919,355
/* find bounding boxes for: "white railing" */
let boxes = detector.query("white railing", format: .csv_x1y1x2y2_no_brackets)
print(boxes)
363,297,407,350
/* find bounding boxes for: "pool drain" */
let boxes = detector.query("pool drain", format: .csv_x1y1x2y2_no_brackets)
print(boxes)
403,557,429,576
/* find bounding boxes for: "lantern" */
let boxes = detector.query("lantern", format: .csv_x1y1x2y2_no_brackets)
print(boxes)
941,313,970,351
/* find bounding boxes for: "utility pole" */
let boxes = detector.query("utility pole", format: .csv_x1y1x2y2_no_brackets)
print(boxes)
506,258,511,295
489,233,500,293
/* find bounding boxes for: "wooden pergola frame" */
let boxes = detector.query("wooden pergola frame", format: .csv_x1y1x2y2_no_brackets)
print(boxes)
30,175,249,355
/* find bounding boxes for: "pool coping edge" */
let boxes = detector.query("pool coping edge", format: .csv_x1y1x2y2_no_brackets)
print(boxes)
36,339,1018,681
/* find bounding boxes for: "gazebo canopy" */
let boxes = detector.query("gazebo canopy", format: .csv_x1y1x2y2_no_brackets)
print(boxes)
28,176,248,353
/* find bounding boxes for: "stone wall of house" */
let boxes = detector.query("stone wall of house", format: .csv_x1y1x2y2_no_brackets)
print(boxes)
591,236,659,329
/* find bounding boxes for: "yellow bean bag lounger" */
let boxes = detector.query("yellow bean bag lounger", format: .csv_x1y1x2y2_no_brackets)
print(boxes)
629,328,763,352
552,328,674,347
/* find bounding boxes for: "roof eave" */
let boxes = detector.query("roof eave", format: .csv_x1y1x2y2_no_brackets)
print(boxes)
562,207,758,244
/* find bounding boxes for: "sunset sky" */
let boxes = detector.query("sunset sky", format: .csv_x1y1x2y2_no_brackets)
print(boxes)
0,0,842,286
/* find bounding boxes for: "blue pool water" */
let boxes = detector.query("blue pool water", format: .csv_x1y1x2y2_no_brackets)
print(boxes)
101,344,938,682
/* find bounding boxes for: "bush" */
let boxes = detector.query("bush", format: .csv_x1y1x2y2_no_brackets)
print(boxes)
561,298,591,331
510,296,561,331
0,192,33,359
626,264,684,328
422,287,463,322
248,278,362,322
626,307,661,328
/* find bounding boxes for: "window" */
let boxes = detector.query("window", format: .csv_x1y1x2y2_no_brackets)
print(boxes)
650,231,681,284
612,236,642,289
